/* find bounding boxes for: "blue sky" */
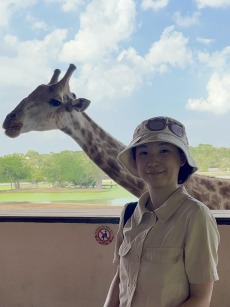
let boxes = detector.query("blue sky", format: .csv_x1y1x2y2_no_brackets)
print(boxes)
1,0,230,157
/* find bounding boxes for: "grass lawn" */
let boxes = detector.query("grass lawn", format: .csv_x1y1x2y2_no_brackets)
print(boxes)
197,171,230,178
0,184,137,207
0,171,229,209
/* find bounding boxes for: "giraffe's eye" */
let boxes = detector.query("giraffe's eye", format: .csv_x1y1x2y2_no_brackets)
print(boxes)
49,99,62,107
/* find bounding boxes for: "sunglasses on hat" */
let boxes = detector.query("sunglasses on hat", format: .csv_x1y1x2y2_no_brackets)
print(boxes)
145,117,185,137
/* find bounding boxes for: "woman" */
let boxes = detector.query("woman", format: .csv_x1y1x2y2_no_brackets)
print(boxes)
104,116,219,307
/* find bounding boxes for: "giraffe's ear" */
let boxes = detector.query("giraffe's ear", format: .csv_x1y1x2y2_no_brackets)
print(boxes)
72,98,91,112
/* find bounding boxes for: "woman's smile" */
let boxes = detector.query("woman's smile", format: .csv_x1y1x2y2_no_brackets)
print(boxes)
145,169,165,175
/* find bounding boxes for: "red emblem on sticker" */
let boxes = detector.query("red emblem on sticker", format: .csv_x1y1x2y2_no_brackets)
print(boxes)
95,225,114,245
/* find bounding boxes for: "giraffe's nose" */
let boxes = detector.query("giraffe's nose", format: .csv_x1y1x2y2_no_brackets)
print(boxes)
7,112,16,120
2,112,17,129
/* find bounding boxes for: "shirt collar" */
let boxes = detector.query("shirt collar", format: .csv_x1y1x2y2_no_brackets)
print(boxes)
134,191,151,225
155,186,190,223
134,186,190,225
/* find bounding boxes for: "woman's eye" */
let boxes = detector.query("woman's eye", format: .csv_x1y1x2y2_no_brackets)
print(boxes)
160,149,169,154
137,151,147,156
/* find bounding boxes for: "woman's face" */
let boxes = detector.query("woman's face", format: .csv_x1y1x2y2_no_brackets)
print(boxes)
135,142,185,190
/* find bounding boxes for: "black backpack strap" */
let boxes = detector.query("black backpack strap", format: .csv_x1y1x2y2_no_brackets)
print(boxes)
123,202,138,227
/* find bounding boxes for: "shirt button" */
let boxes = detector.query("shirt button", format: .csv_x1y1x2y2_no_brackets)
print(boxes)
135,255,139,262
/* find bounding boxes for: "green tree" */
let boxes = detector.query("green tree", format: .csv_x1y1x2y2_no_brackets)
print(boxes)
41,154,62,187
40,151,104,188
25,150,45,183
0,154,32,189
75,151,104,188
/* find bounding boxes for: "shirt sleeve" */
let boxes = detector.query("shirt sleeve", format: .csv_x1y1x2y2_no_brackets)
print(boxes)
185,204,220,283
113,204,128,264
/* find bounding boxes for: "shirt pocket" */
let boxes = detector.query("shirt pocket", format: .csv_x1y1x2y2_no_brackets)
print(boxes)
144,247,183,264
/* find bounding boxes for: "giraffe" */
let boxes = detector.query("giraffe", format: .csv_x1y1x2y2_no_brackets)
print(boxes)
3,64,230,209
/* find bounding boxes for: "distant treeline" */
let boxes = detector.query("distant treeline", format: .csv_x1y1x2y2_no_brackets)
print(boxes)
0,150,104,189
0,144,229,189
189,144,230,171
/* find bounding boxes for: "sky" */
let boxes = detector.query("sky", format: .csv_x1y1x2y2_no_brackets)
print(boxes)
1,0,230,157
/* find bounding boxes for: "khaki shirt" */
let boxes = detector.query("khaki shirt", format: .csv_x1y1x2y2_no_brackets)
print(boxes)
114,186,219,307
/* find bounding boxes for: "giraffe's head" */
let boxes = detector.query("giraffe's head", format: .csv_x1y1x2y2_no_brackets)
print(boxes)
3,64,90,138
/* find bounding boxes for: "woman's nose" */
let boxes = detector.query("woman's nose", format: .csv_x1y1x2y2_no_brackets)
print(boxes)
147,154,160,166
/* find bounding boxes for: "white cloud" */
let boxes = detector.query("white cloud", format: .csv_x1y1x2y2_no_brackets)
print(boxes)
76,26,193,102
173,11,200,27
26,14,48,31
186,73,230,114
141,0,169,11
73,63,142,105
197,46,230,70
196,37,215,45
116,26,193,75
62,0,84,12
196,0,230,9
0,0,37,28
145,26,193,71
45,0,84,12
59,0,136,63
0,2,12,28
81,26,193,103
117,48,145,69
0,29,67,88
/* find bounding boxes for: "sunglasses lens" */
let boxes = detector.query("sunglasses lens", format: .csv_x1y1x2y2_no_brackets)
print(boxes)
171,123,184,137
147,118,166,131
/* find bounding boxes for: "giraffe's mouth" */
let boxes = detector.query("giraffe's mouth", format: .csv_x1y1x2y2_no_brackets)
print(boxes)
4,123,23,138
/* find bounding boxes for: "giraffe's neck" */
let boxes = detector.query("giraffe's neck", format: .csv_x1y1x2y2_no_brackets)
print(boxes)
58,111,146,197
56,111,230,209
185,175,230,210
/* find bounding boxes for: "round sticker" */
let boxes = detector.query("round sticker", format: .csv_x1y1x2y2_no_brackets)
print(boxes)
95,225,114,245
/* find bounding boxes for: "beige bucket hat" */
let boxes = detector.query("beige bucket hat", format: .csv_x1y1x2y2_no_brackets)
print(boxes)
118,116,198,184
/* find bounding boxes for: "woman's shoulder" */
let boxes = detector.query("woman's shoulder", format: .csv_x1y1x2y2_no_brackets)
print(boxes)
183,194,217,227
